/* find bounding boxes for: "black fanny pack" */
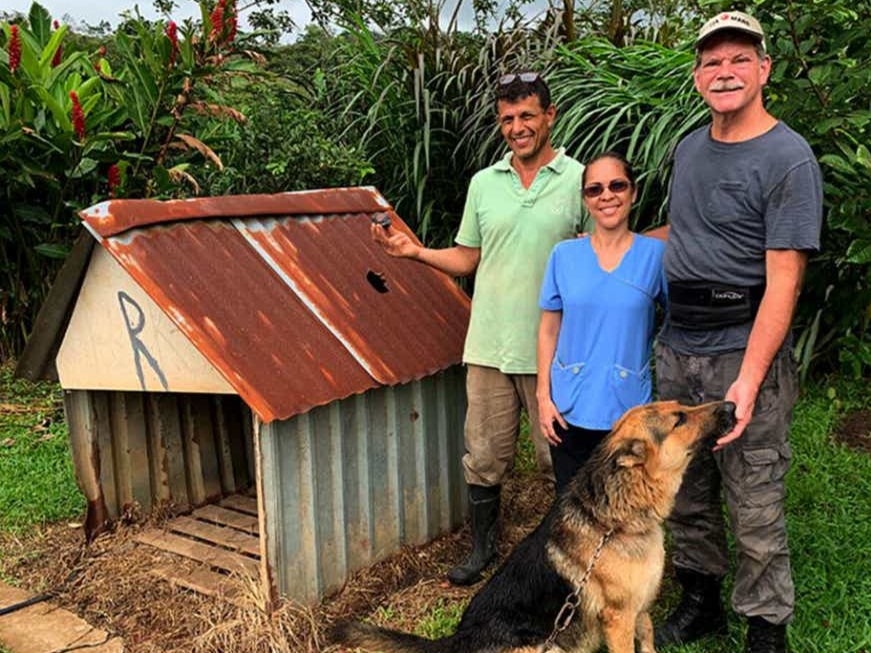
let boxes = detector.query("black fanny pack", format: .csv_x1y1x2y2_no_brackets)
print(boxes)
668,281,765,330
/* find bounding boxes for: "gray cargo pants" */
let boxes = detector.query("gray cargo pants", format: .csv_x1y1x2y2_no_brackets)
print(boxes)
655,342,798,625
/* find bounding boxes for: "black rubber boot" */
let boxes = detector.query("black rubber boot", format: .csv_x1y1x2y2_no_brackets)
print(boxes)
654,567,727,648
745,616,787,653
446,484,500,586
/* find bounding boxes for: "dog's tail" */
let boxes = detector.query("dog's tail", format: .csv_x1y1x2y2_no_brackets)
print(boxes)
330,620,460,653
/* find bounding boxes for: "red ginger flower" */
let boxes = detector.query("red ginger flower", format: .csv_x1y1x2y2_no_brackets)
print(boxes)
94,45,106,72
225,13,237,44
51,44,63,67
69,91,86,140
165,21,178,65
208,0,239,46
8,25,21,74
53,20,59,29
209,0,225,40
107,164,121,198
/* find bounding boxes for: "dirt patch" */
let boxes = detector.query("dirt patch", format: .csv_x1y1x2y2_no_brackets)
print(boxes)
0,472,554,653
832,409,871,455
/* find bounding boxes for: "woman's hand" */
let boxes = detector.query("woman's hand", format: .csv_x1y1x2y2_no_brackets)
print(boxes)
537,396,568,446
536,310,565,446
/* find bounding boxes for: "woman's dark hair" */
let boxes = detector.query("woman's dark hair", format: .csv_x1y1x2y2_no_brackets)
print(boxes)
582,151,637,187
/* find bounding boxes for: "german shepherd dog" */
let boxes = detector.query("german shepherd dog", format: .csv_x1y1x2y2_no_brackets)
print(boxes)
332,400,736,653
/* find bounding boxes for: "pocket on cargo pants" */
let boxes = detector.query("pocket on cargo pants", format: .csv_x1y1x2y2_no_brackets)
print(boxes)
737,446,790,524
728,443,794,620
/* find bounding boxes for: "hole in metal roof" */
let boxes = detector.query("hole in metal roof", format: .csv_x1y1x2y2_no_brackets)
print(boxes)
366,270,389,294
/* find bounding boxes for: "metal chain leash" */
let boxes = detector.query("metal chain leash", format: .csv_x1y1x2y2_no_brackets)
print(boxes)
541,528,614,653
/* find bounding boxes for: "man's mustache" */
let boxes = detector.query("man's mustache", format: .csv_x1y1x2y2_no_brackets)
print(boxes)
709,82,744,92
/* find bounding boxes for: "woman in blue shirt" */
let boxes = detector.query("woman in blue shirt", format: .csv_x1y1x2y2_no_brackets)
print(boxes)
536,152,667,494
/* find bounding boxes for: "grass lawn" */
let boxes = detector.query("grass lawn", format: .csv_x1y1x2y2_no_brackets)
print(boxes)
0,363,84,533
0,362,868,652
423,378,871,653
650,378,871,652
784,381,871,652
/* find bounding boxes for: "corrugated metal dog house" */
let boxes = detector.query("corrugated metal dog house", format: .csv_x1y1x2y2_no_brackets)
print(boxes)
41,187,471,605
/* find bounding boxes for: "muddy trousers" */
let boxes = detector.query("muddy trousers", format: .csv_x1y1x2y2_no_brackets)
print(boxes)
462,364,554,486
655,343,798,625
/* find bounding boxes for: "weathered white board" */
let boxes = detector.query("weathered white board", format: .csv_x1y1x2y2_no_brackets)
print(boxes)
57,246,234,394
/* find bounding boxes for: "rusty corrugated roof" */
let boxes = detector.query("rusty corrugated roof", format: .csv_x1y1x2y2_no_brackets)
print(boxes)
79,188,470,423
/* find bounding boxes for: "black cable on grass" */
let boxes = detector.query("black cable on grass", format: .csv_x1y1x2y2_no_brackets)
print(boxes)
0,541,88,616
0,591,53,616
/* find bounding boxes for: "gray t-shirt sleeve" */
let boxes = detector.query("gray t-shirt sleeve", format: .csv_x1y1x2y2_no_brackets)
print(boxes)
765,159,823,251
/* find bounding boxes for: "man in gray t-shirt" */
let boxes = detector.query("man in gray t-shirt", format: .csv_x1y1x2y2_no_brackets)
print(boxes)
652,11,822,653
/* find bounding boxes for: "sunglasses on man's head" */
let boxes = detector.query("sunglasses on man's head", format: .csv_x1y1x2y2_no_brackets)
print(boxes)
582,179,631,198
499,72,540,85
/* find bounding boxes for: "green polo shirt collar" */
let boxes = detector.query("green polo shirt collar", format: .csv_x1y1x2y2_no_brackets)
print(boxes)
493,147,571,174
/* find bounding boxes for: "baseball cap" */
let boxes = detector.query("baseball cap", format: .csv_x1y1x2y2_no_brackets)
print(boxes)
696,10,766,51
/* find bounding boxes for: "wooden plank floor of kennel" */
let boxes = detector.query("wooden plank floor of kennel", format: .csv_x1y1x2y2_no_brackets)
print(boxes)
138,495,261,607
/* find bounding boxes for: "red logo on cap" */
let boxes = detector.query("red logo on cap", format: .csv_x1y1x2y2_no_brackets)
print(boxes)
721,13,730,19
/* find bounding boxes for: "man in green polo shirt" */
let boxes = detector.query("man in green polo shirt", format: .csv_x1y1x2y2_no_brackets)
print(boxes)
370,73,586,585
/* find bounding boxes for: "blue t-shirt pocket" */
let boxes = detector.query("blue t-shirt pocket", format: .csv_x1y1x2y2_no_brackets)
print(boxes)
551,358,586,416
610,364,653,413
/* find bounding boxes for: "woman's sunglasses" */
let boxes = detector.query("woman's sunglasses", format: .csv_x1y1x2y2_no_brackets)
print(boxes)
582,179,631,198
499,72,540,85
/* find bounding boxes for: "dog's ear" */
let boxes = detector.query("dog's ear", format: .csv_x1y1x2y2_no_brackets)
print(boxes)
614,438,648,467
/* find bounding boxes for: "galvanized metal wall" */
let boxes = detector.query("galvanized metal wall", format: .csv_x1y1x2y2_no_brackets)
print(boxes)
64,390,254,534
258,366,467,604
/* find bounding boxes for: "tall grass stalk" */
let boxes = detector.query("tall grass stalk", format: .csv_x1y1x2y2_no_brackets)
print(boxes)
328,16,564,246
551,38,708,228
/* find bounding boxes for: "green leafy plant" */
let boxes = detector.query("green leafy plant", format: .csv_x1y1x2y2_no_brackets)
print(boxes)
742,0,871,378
325,13,565,246
199,81,373,196
2,0,867,380
551,38,708,227
0,1,259,359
